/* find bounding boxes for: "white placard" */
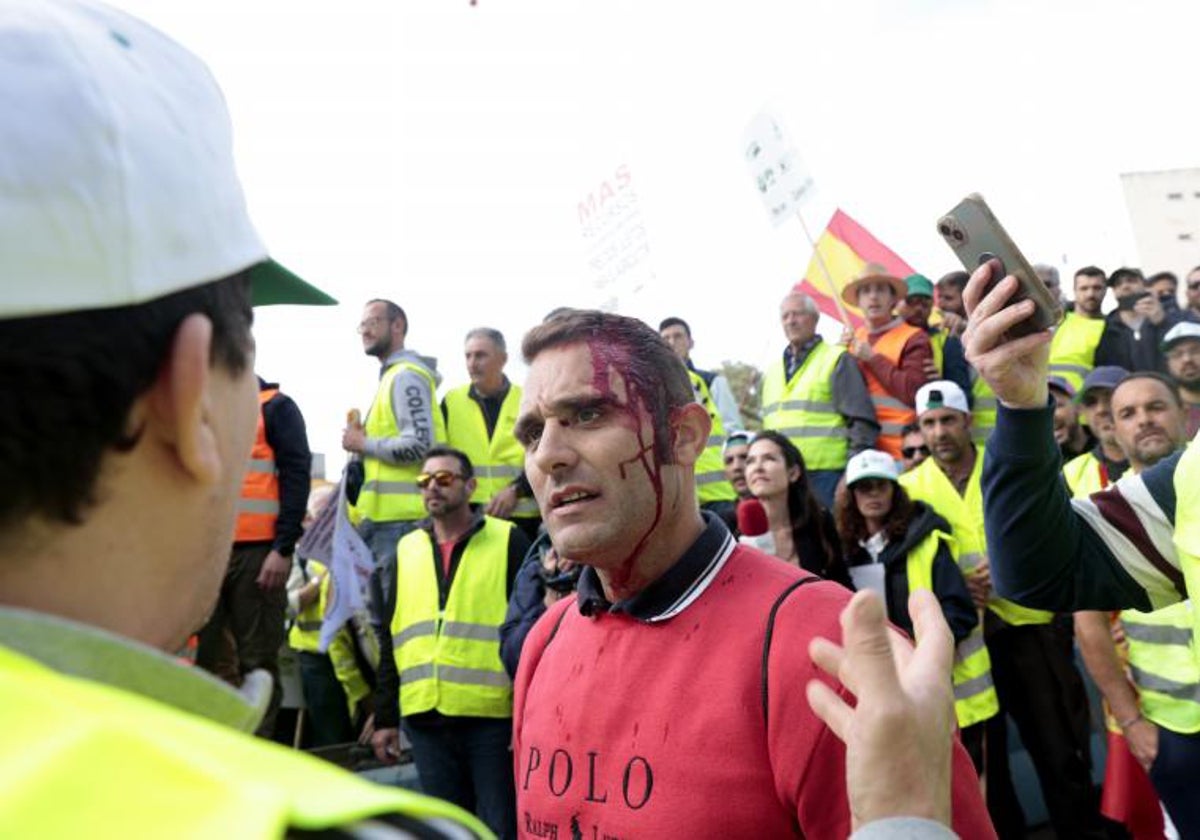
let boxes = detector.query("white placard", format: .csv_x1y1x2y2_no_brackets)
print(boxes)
742,111,815,226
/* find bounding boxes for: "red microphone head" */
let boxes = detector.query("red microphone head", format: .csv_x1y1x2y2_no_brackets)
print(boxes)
736,497,770,537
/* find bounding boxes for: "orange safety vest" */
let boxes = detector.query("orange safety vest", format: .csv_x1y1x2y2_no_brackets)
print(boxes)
235,388,280,542
854,322,920,459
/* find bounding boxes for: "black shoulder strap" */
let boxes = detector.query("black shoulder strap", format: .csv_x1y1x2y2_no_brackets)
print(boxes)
760,576,823,724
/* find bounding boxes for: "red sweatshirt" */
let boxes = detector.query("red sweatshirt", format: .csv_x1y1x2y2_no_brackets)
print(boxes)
512,537,994,839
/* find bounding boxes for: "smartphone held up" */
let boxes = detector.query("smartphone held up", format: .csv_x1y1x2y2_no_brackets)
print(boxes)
936,194,1062,339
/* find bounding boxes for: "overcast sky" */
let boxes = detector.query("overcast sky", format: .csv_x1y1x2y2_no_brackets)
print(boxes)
121,0,1200,474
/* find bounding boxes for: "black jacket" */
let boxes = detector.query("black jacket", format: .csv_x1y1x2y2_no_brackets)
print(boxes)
844,501,977,644
1094,309,1181,374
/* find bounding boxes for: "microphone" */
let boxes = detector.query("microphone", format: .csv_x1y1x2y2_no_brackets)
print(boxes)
736,498,776,556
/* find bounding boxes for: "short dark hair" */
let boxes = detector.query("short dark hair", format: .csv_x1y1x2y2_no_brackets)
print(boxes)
465,327,506,353
0,273,253,531
522,310,693,464
367,298,407,335
658,316,691,337
1074,266,1107,284
423,444,474,479
900,422,922,437
936,271,968,292
1112,372,1184,409
1107,267,1144,288
1148,271,1179,288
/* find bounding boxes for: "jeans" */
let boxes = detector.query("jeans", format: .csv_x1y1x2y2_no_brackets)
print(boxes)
403,716,516,840
807,469,843,510
1150,727,1200,837
297,650,355,747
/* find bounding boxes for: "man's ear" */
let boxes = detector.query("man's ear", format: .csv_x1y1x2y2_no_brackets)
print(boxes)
670,402,711,467
465,476,478,498
146,313,221,485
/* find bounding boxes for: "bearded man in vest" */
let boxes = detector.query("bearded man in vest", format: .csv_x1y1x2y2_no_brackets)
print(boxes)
371,446,530,839
1047,265,1108,392
0,3,486,834
344,298,447,644
901,381,1104,839
761,291,879,508
509,310,993,839
1074,373,1192,837
901,274,972,399
443,328,540,543
842,265,933,460
195,375,311,737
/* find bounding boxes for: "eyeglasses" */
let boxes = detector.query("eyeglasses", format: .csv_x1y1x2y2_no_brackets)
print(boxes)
901,445,930,459
416,470,465,489
357,316,390,334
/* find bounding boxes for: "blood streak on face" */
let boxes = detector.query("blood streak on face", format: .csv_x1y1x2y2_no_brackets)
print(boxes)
585,336,668,593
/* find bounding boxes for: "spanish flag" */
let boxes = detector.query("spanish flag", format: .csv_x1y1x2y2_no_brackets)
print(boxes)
794,209,914,328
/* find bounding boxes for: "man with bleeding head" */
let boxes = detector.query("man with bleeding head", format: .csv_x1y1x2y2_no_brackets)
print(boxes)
509,311,991,838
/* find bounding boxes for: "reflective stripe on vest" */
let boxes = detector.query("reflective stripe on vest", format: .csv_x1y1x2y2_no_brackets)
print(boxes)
1121,601,1200,732
854,322,920,459
443,383,539,519
235,388,280,541
391,517,513,718
354,362,446,525
1048,312,1105,393
970,379,996,445
900,456,1053,626
905,529,999,728
761,341,849,470
0,643,490,836
689,371,737,504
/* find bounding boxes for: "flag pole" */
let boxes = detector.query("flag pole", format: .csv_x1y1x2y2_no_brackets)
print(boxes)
796,209,853,325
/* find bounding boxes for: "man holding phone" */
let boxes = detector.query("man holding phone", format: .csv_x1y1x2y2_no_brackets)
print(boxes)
1095,267,1179,374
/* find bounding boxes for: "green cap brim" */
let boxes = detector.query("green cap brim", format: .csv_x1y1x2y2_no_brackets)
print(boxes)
248,259,337,307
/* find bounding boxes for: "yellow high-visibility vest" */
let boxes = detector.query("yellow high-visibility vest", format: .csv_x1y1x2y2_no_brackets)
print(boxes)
443,384,538,519
688,370,737,505
288,560,371,719
353,361,446,525
0,642,488,837
761,341,850,470
970,377,996,446
905,528,999,728
1174,438,1200,669
1048,311,1105,393
900,456,1053,627
392,517,513,719
1062,451,1108,498
1121,601,1200,733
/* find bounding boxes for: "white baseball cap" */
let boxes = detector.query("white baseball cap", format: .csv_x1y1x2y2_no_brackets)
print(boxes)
915,380,970,417
845,449,899,486
0,0,335,320
1163,322,1200,352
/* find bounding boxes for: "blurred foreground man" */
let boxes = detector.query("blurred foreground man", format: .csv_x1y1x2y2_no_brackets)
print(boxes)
0,1,483,835
509,311,992,838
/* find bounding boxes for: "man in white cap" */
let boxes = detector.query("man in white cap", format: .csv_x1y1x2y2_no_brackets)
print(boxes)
1163,322,1200,436
900,381,1103,839
0,1,483,835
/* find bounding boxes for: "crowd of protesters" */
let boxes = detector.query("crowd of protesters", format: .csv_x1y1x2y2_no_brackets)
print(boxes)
260,262,1200,838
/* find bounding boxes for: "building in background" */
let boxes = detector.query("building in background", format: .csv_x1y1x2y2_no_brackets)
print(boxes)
1120,168,1200,276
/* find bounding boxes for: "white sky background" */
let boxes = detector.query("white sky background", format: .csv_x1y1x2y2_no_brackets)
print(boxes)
122,0,1200,475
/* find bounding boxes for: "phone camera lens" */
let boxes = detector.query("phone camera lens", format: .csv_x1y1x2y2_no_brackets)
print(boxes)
938,223,951,237
953,229,964,242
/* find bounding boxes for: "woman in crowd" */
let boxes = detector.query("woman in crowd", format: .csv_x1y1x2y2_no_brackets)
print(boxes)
834,449,975,642
744,430,851,588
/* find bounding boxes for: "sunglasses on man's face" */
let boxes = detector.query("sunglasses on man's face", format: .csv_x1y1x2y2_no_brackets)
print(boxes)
416,470,465,489
901,445,930,459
